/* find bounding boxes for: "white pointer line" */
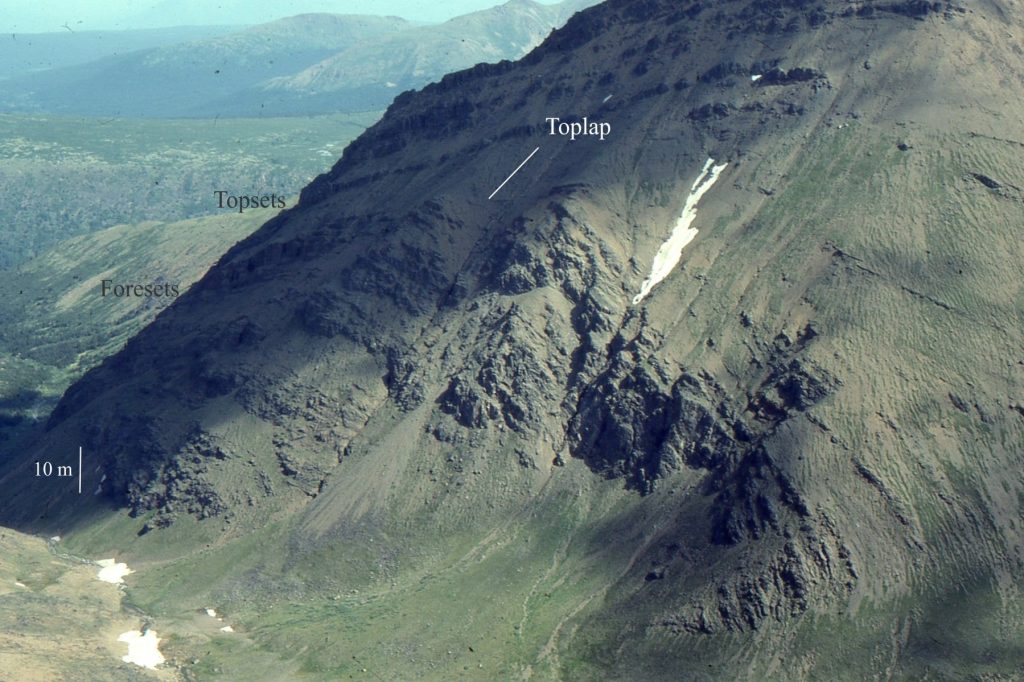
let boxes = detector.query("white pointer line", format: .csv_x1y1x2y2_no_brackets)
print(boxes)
78,446,82,494
488,146,540,200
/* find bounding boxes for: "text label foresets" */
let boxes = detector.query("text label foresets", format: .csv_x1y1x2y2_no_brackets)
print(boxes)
101,280,179,298
214,191,286,213
546,116,611,141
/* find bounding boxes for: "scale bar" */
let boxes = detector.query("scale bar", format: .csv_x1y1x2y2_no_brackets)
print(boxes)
488,146,540,200
78,446,82,494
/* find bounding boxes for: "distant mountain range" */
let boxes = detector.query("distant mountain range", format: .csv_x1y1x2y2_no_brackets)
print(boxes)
0,0,597,117
0,14,410,116
253,0,595,115
0,25,240,81
120,0,414,29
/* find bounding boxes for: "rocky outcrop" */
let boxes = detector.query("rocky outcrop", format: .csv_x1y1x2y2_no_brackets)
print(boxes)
569,322,836,497
124,430,229,525
755,66,827,85
660,528,858,634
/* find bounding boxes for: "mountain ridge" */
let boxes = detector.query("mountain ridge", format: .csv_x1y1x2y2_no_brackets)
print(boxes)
0,0,598,118
0,13,411,118
0,25,241,80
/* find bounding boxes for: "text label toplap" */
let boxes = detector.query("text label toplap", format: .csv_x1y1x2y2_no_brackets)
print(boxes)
546,116,611,141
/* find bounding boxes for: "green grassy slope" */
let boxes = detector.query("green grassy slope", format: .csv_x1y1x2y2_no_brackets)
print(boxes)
0,528,162,681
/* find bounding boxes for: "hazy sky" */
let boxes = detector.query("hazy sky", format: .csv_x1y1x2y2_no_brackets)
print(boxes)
4,0,562,33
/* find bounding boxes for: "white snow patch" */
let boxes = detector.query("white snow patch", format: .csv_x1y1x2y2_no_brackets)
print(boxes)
14,581,26,588
385,81,397,88
49,536,60,543
205,608,218,618
220,625,235,633
96,558,133,584
632,158,728,304
751,74,762,82
602,94,613,103
117,630,165,669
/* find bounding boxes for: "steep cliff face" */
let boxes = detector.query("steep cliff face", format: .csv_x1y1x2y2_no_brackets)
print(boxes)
4,0,1024,678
